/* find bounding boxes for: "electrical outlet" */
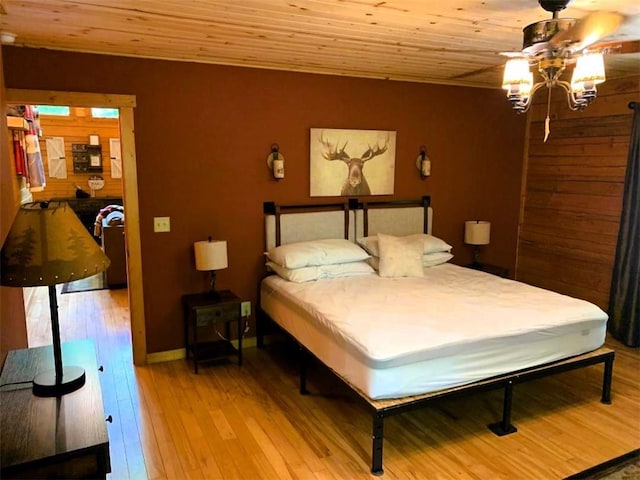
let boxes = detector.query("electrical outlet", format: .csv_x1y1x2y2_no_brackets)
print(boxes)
241,301,251,317
153,216,170,232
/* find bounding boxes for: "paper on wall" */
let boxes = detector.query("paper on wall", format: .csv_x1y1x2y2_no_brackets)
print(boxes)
45,137,67,179
109,138,122,178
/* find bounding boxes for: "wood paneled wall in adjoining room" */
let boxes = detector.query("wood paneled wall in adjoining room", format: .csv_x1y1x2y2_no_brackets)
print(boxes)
517,75,639,310
30,107,123,201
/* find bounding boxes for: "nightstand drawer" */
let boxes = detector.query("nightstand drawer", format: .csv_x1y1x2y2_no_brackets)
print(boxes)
195,304,238,326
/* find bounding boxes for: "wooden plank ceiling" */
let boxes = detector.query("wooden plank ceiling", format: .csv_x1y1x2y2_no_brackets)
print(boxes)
1,0,639,89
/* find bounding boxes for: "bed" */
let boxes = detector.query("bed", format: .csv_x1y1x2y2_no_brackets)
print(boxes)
257,197,614,476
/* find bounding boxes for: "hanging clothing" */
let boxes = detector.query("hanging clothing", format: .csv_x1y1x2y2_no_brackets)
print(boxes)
23,105,46,192
12,130,26,176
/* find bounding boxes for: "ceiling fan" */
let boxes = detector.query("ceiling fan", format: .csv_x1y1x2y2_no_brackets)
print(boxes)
493,0,636,140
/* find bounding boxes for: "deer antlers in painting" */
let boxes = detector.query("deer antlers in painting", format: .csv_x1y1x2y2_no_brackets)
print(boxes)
319,131,389,196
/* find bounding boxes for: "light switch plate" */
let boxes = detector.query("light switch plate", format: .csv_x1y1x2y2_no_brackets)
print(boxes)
153,217,170,232
241,301,251,317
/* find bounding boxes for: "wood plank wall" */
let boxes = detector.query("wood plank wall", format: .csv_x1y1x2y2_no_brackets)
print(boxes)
516,75,639,310
29,107,123,201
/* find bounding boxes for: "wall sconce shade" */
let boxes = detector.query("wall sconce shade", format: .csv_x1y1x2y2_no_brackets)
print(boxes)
464,220,490,265
194,237,228,298
0,201,111,397
415,145,431,178
266,143,285,179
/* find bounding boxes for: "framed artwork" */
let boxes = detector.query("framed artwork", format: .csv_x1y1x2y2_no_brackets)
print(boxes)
310,128,396,197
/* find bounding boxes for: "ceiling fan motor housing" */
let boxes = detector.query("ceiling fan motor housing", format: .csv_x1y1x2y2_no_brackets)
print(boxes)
538,0,570,14
523,18,576,54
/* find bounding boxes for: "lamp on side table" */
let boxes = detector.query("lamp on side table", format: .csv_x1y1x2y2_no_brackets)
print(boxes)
194,236,228,299
0,201,110,397
464,220,491,266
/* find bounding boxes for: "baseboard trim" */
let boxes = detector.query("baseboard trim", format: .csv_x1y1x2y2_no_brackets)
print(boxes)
146,348,185,364
145,336,267,364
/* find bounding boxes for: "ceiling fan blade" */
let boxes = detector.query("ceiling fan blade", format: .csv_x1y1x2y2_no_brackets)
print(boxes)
450,63,503,80
499,51,527,58
589,39,640,55
550,11,625,52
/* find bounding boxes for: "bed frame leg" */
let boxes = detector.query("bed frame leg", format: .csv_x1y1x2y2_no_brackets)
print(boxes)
601,352,614,404
371,413,384,476
299,346,308,395
488,380,518,436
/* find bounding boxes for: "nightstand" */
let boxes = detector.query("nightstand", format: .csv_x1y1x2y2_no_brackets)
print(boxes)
183,290,243,373
465,262,509,278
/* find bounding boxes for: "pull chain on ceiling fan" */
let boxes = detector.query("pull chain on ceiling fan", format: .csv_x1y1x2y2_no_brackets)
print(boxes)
501,0,625,141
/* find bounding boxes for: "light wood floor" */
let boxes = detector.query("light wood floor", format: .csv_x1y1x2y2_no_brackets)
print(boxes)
23,286,640,479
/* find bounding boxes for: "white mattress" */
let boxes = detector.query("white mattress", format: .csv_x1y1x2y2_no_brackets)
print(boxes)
260,263,608,399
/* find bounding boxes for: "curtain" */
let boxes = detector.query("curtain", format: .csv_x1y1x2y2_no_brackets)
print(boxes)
608,102,640,347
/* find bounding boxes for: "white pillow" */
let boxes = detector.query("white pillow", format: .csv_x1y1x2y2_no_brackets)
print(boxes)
267,238,370,269
377,233,424,278
266,261,374,283
367,251,454,270
358,233,452,257
422,251,454,267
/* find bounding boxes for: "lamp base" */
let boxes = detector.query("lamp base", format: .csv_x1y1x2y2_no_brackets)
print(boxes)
32,366,86,397
206,289,221,301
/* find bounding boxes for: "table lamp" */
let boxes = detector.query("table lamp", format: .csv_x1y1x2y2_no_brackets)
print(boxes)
0,201,111,397
464,220,491,265
194,237,228,299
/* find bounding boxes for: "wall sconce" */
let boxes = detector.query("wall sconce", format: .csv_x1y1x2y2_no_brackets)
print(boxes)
415,145,431,178
464,220,491,265
194,236,228,299
266,143,285,179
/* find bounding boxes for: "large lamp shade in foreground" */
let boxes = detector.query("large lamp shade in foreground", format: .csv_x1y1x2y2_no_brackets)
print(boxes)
1,201,110,396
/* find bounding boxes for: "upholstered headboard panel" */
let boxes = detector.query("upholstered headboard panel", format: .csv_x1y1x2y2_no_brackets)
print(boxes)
263,197,432,250
264,202,352,250
354,197,432,239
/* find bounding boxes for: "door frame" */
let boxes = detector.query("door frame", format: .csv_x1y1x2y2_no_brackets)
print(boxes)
6,88,147,365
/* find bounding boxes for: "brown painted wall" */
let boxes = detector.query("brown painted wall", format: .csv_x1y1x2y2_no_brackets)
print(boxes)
2,47,526,354
0,46,29,363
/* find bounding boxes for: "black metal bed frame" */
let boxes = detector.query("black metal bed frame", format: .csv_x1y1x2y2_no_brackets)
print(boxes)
258,198,615,476
297,342,614,476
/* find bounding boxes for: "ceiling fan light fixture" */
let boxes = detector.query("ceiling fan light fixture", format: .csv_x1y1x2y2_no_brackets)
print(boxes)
571,52,606,87
502,58,531,89
502,59,535,112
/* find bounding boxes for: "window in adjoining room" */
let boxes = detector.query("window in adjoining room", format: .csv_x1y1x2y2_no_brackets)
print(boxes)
37,105,70,116
91,108,119,119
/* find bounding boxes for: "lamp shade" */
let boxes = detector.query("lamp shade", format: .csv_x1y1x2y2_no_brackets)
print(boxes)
502,58,531,89
572,52,606,89
1,201,111,287
194,239,228,271
464,221,491,246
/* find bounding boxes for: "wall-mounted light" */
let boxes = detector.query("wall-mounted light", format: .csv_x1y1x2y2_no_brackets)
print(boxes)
266,143,285,179
415,145,431,178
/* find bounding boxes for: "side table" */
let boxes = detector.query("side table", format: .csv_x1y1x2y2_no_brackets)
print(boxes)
183,290,243,373
0,339,111,479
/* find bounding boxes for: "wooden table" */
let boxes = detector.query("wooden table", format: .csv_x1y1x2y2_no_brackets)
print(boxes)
183,290,243,373
0,339,111,479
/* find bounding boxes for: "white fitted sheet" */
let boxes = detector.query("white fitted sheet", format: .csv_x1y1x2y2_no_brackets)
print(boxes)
260,263,608,399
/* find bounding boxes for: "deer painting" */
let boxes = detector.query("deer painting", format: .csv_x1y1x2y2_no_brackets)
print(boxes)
318,131,390,196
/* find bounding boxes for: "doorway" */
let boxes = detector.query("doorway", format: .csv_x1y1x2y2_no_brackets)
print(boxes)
6,88,147,365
